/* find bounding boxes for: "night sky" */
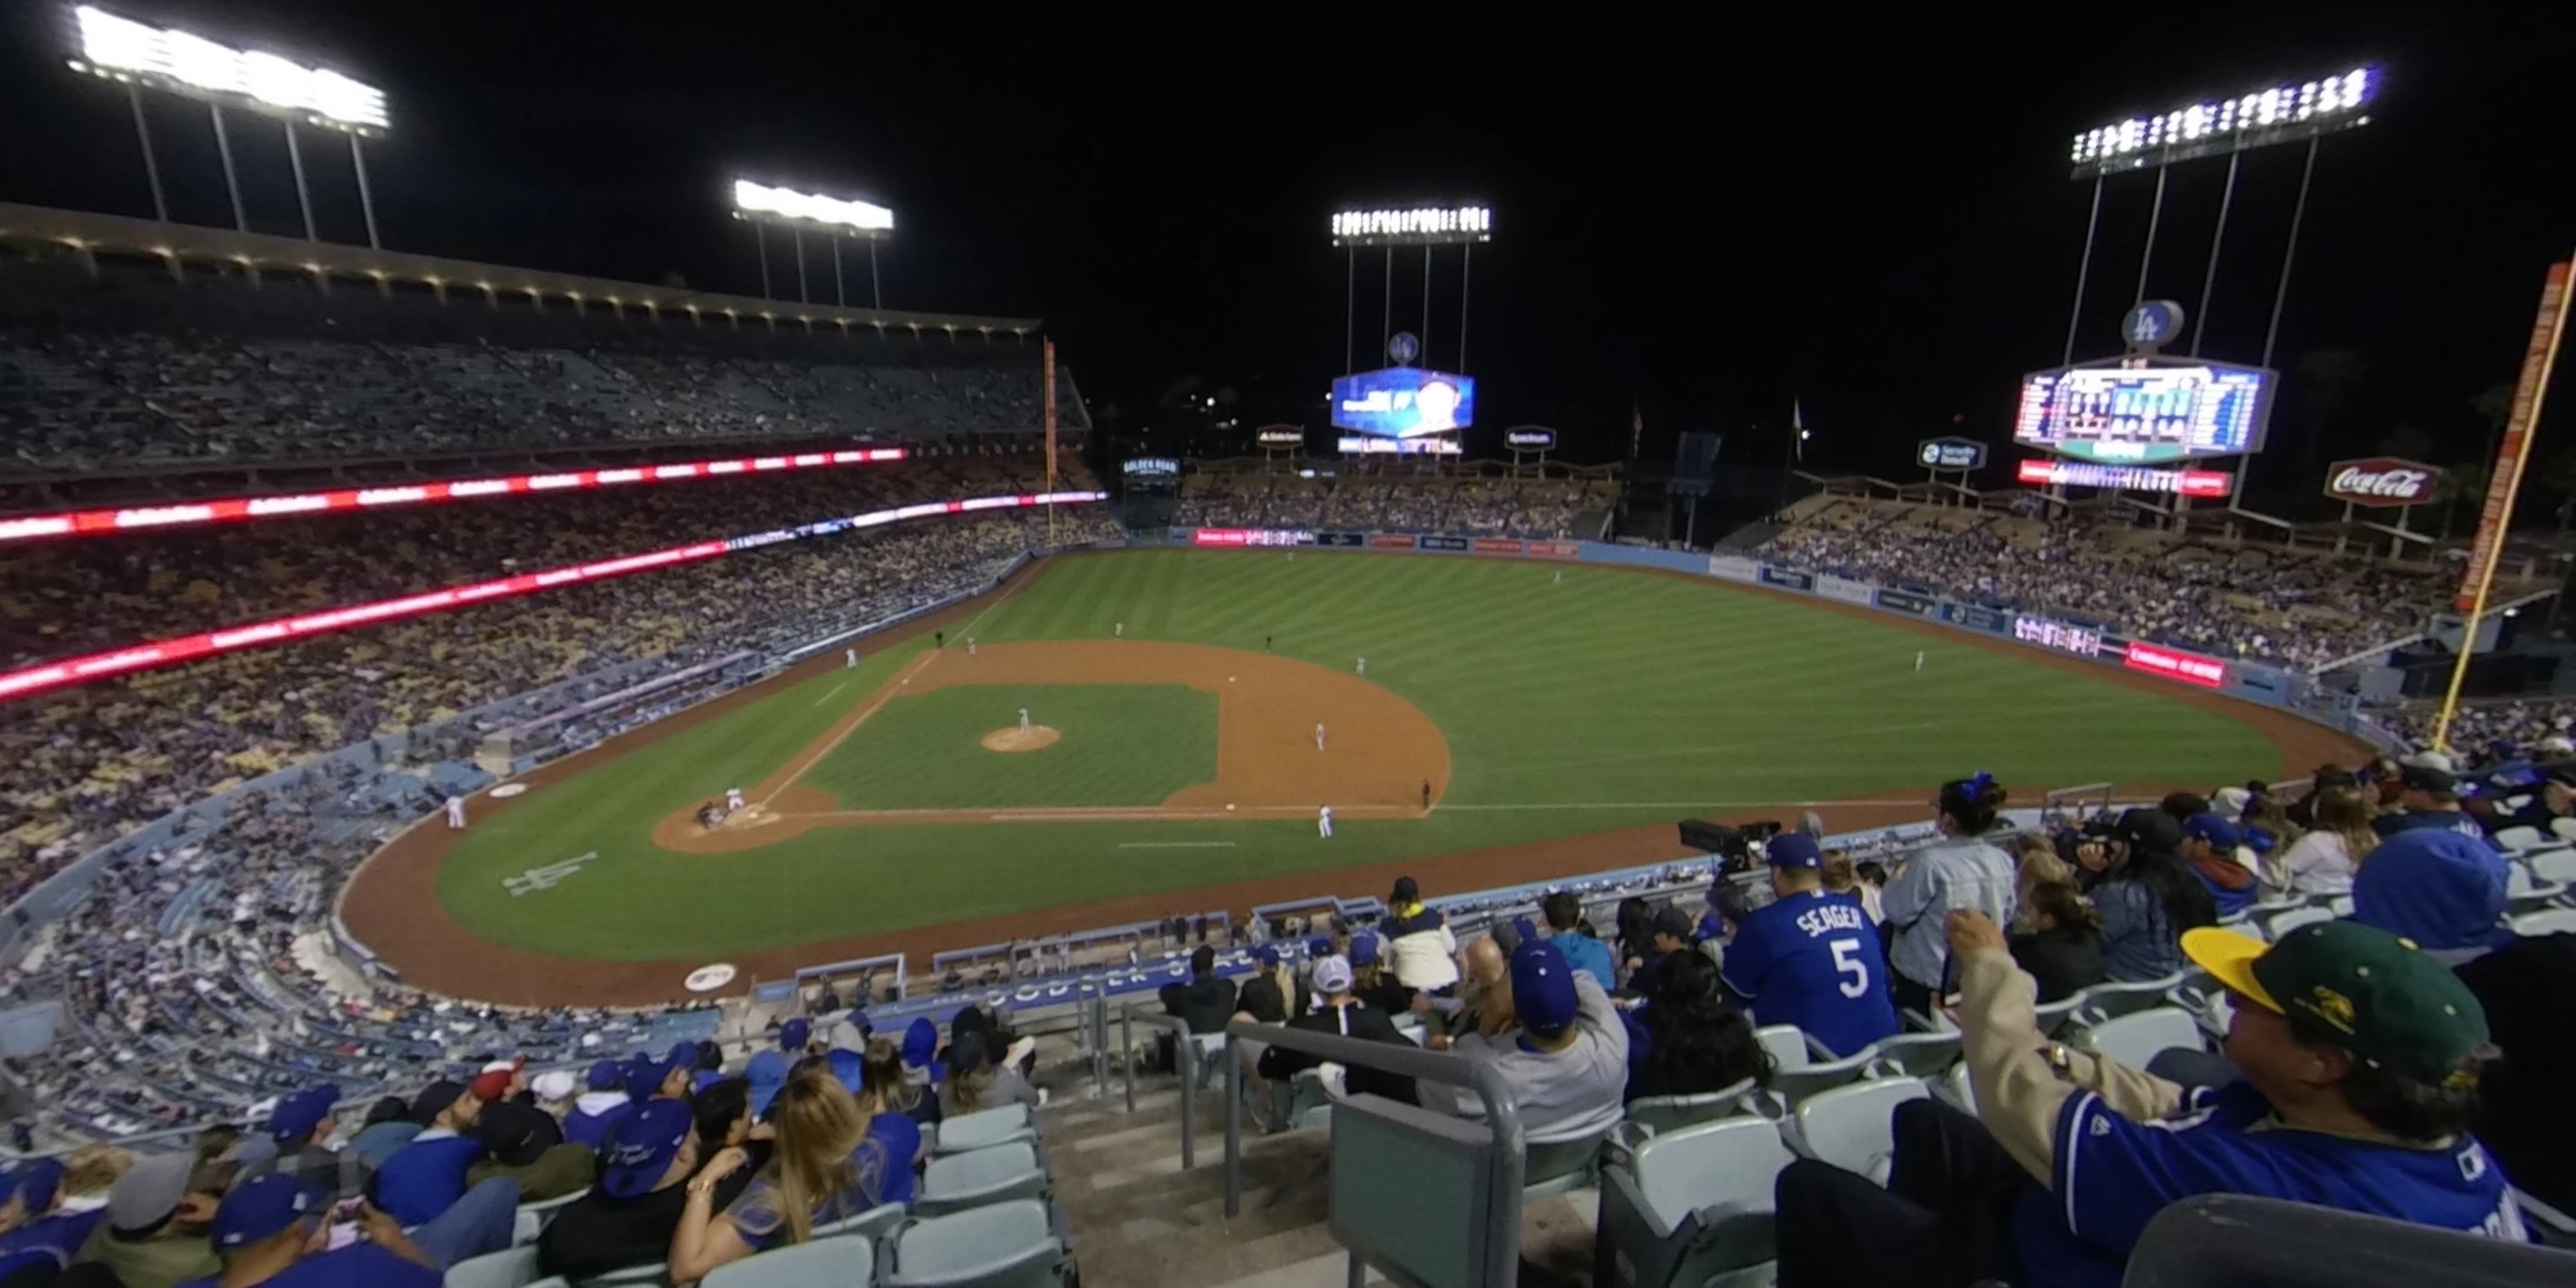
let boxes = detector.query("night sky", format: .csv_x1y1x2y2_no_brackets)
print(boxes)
1,3,2569,506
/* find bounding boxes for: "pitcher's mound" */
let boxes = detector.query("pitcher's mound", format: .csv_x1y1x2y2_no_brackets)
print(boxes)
981,725,1062,753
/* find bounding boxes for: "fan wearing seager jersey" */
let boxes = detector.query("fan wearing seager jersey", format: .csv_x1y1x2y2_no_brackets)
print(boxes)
1718,833,1899,1058
1771,916,2523,1288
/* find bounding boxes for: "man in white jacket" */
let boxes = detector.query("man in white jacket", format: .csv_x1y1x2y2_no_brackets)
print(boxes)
1380,876,1461,993
1423,940,1628,1146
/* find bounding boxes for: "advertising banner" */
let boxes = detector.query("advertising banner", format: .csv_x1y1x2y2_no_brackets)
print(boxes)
1316,531,1365,547
1707,554,1761,582
1524,541,1581,560
1255,426,1306,447
1191,528,1314,547
1472,537,1522,554
1941,602,2011,635
2015,458,2233,497
1330,366,1478,436
2012,613,2105,658
2323,458,2440,508
1874,588,1937,617
2124,641,2229,688
1418,536,1470,552
2457,262,2569,612
1916,437,1987,470
1369,534,1417,549
1505,428,1557,451
1816,575,1875,606
1758,566,1814,591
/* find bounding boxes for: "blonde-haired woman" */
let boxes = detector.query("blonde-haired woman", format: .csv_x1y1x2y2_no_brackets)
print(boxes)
669,1063,919,1280
2270,786,2373,896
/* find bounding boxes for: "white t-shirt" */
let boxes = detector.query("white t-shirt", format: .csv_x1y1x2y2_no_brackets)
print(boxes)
2277,830,2357,896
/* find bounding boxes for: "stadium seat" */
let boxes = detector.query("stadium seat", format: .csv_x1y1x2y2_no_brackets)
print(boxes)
1931,1063,1977,1116
2506,863,2568,910
2510,908,2576,936
2529,850,2576,885
2493,825,2545,853
1594,1117,1794,1288
450,1246,543,1288
1755,1024,1813,1072
883,1199,1068,1288
813,1203,908,1245
581,1262,669,1286
2554,817,2576,844
917,1142,1048,1217
703,1238,874,1288
2031,994,2085,1035
931,1104,1035,1156
1865,1030,1961,1079
1765,1047,1883,1108
1786,1077,1930,1183
1900,1008,1958,1034
1622,1075,1762,1140
2167,980,2237,1042
2262,906,2337,941
1525,1128,1617,1202
2074,971,2189,1023
2074,1008,2206,1069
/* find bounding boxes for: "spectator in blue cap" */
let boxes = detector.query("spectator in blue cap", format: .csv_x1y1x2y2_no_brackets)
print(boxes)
563,1061,633,1150
537,1099,755,1283
777,1019,811,1055
2351,828,2514,966
625,1052,691,1105
180,1174,439,1288
743,1052,788,1119
241,1087,356,1200
2375,761,2497,847
899,1019,945,1090
2180,813,2257,919
1424,940,1628,1155
0,1158,99,1274
1346,933,1417,1017
1718,832,1901,1058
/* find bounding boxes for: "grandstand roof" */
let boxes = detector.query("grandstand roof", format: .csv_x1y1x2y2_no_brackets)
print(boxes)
0,202,1041,340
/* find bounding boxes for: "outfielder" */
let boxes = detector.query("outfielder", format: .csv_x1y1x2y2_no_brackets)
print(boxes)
1318,805,1335,839
846,647,858,668
1315,722,1327,751
1019,707,1032,735
725,786,746,812
444,794,467,830
1915,651,1926,673
1355,657,1367,676
1114,622,1124,638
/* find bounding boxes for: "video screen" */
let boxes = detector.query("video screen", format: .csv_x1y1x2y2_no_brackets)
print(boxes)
2013,361,2270,464
1330,367,1477,436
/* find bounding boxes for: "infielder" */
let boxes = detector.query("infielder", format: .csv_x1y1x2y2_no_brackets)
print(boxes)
1315,722,1327,752
1355,657,1367,676
444,794,467,830
1553,570,1563,586
1318,805,1335,839
968,637,978,657
1114,622,1124,638
1019,707,1032,735
725,786,746,812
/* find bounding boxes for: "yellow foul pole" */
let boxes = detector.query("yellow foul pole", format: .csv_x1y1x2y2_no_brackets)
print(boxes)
1043,339,1058,547
2434,259,2571,752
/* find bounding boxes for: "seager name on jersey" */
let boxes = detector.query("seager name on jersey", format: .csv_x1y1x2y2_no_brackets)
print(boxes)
1795,902,1870,937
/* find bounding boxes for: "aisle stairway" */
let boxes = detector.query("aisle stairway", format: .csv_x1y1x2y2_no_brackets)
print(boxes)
1039,1076,1600,1287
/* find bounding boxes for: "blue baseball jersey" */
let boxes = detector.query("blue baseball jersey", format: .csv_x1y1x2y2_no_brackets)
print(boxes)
2012,1083,2526,1288
1718,890,1898,1057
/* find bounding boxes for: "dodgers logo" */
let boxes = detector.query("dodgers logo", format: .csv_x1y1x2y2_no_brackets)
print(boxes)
503,851,600,897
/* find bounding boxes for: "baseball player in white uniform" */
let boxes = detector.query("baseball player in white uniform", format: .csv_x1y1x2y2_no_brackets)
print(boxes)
1354,657,1367,676
1318,805,1335,839
846,647,858,668
1915,650,1926,673
1315,722,1327,752
444,794,467,830
725,786,746,812
1019,708,1032,735
968,637,978,657
1114,622,1124,638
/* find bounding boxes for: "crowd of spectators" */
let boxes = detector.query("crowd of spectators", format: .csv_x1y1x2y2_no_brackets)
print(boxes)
1172,470,1603,538
2382,699,2576,755
0,263,1084,476
1760,498,2462,669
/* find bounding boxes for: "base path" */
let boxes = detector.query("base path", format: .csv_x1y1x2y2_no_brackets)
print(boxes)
651,641,1450,852
341,552,2375,1008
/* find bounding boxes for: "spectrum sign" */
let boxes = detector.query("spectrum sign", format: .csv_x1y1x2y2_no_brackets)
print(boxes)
0,447,909,546
2017,458,2232,497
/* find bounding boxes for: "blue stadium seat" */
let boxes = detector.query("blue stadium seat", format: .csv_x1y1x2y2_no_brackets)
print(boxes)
703,1238,874,1288
1594,1117,1793,1288
931,1104,1034,1156
917,1142,1048,1217
1786,1077,1930,1184
882,1199,1068,1288
2074,1007,2207,1069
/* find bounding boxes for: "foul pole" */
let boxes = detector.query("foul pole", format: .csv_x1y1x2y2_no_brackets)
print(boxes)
1044,338,1058,546
2434,260,2571,751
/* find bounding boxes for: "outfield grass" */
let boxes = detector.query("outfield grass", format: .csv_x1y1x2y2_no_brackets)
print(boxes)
802,684,1217,809
433,548,2285,960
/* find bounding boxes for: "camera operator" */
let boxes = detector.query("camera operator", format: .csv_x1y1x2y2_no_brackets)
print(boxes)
2067,809,2214,983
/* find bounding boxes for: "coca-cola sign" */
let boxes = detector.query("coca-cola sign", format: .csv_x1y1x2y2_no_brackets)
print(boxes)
2323,458,2441,508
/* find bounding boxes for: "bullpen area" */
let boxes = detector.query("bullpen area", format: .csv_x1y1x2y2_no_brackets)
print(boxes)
343,547,2364,1006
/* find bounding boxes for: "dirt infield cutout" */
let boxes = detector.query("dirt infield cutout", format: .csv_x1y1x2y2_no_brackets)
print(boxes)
650,641,1452,853
980,725,1063,752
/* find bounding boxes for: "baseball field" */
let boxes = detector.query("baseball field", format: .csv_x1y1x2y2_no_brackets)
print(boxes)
343,546,2365,1006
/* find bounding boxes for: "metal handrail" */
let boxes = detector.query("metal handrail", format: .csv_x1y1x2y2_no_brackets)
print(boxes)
1119,1005,1198,1169
1221,1018,1527,1285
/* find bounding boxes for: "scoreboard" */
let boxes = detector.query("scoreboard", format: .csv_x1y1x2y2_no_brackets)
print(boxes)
2013,360,2272,464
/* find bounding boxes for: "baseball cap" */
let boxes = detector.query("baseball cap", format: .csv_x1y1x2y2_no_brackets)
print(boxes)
585,1059,623,1091
623,1054,683,1102
1766,833,1824,869
1509,941,1580,1039
530,1069,578,1102
2181,813,2241,852
266,1085,340,1143
2349,828,2514,953
902,1018,939,1069
469,1057,525,1103
8,1159,64,1216
780,1019,811,1052
1311,954,1355,994
474,1099,559,1168
745,1050,788,1117
2400,762,2458,795
409,1080,469,1124
103,1152,197,1232
598,1099,693,1199
1348,932,1381,967
209,1174,321,1249
1391,876,1420,905
2111,808,2184,852
1252,945,1280,969
824,1047,865,1092
2182,921,2489,1084
1651,905,1694,940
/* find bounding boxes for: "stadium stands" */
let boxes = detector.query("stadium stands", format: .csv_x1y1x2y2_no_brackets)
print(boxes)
1171,462,1609,540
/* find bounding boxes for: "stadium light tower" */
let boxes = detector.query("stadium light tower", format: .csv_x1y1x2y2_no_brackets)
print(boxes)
731,179,896,311
64,4,391,246
1328,204,1492,375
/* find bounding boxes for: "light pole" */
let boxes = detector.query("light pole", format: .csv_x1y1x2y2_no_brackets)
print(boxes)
731,179,894,309
65,5,391,244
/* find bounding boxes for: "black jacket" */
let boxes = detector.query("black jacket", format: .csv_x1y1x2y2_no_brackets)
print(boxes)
1257,1001,1417,1105
2009,925,2108,1003
1158,974,1238,1036
2453,933,2576,1213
